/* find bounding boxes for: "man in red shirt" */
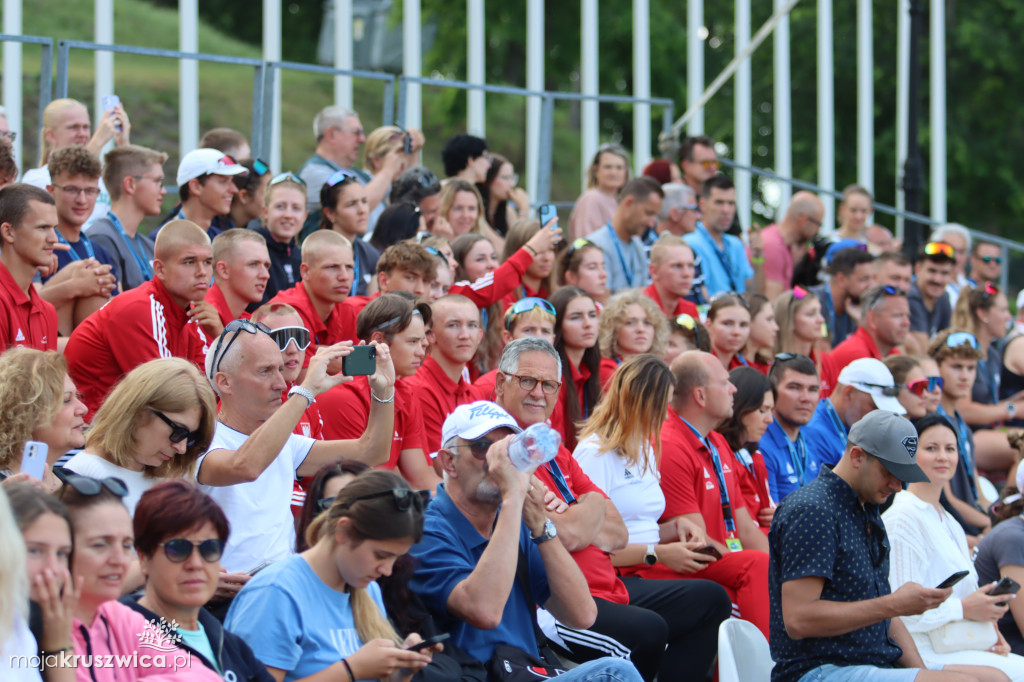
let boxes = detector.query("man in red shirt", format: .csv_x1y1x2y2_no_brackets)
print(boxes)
658,350,771,637
830,284,909,372
206,228,271,327
407,293,483,453
270,229,356,368
342,240,436,317
0,184,59,351
65,219,219,418
495,337,730,681
643,236,698,318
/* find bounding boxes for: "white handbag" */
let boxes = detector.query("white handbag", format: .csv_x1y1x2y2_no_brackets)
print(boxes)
926,620,999,653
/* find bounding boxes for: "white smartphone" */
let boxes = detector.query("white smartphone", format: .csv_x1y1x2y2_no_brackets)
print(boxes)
20,441,48,480
101,94,121,113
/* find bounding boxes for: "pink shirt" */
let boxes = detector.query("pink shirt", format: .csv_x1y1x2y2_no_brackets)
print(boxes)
758,224,793,287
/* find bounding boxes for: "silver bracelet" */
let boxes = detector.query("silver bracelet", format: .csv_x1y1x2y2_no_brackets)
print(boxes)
287,385,316,407
370,390,395,404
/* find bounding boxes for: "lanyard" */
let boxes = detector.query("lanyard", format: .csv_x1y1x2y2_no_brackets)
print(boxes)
680,417,736,533
700,223,739,291
785,432,808,486
606,224,635,288
351,245,361,296
56,230,96,261
823,399,847,443
108,211,153,280
936,404,978,499
544,460,576,505
821,284,836,335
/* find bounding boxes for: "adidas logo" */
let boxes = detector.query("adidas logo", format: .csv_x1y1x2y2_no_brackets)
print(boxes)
14,328,24,342
623,468,634,479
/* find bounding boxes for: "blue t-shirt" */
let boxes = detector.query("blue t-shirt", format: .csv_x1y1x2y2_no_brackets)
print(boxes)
759,420,813,502
802,399,848,474
769,467,902,682
683,223,753,296
225,554,386,681
177,622,220,674
809,283,857,347
409,483,551,662
42,232,121,288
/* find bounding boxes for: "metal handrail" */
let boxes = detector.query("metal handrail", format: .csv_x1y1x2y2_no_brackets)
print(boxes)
0,34,54,130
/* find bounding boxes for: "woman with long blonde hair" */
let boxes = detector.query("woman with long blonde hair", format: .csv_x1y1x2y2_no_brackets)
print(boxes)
226,469,436,682
774,287,839,397
438,179,503,252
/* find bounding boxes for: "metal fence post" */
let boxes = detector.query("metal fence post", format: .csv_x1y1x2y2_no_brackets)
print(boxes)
382,74,395,127
260,62,275,163
395,75,408,129
38,40,53,128
1002,244,1010,296
536,94,555,205
55,40,70,99
250,63,266,159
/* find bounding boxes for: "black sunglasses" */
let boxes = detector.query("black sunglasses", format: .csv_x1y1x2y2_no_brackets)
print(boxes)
209,319,272,378
450,437,499,461
55,468,128,497
150,409,201,447
851,380,902,398
158,538,224,563
338,488,430,512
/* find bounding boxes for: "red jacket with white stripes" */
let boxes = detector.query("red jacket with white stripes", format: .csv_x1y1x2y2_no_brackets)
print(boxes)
449,248,533,308
65,278,212,420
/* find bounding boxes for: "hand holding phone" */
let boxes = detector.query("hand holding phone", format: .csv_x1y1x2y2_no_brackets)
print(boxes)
406,632,449,652
342,344,377,376
693,544,722,562
20,441,48,480
538,204,558,232
987,576,1021,606
102,94,123,132
936,570,970,589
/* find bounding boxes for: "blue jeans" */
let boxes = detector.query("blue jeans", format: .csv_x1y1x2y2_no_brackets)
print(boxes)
799,663,920,682
557,657,643,682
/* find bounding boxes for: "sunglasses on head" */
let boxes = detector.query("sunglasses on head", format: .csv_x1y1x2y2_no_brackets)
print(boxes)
158,538,224,563
268,325,311,352
209,319,273,379
906,376,944,396
411,168,439,188
768,352,801,373
326,168,359,188
945,331,980,350
55,468,128,497
924,242,956,259
150,409,201,447
251,159,270,176
506,298,556,329
269,171,305,187
566,238,593,258
851,380,902,398
338,488,430,512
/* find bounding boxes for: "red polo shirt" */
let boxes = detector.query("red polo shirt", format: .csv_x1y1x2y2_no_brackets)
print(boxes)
829,326,898,373
341,290,381,321
318,376,425,469
731,447,773,535
205,282,250,326
471,368,500,401
0,261,57,351
659,408,748,544
550,360,591,452
812,348,840,398
270,282,357,365
405,354,477,453
643,283,699,319
599,356,620,391
534,445,629,605
65,277,211,419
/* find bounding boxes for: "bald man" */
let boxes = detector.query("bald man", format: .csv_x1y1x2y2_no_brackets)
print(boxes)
760,192,824,300
205,228,271,329
65,219,216,418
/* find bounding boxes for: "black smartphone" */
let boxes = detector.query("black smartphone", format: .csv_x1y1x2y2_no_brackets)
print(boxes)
538,204,558,231
988,576,1021,606
342,345,376,376
406,632,450,652
403,133,412,155
693,544,723,562
936,570,970,589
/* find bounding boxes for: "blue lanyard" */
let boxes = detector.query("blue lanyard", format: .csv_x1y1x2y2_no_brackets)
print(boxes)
734,447,756,478
108,212,153,280
735,354,749,367
785,432,808,486
700,223,739,291
821,284,836,333
544,460,576,505
936,404,979,499
680,417,736,533
823,399,847,443
606,224,635,288
56,230,95,261
351,246,361,296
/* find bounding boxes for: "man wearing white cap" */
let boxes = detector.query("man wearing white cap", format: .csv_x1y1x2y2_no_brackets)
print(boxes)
770,410,999,682
164,148,247,239
802,358,906,479
409,400,642,680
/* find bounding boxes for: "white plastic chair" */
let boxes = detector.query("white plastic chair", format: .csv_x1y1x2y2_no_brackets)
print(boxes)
718,618,774,682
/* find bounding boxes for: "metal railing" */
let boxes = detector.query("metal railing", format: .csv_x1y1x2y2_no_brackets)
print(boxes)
0,34,54,130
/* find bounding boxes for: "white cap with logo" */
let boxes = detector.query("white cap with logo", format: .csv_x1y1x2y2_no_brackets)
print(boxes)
838,358,906,414
441,401,522,449
176,148,248,187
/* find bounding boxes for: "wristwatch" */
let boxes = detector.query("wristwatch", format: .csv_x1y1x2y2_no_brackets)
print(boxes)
532,519,558,545
1008,402,1017,419
287,385,316,407
644,543,658,566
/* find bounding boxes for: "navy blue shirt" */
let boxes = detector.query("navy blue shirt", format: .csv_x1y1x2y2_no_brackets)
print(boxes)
41,232,121,290
769,467,903,681
809,283,857,347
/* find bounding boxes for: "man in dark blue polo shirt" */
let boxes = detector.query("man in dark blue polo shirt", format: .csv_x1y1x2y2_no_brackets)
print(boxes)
769,410,996,682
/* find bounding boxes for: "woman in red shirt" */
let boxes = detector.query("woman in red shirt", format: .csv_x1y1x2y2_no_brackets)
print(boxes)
773,287,839,397
550,286,602,451
705,294,751,372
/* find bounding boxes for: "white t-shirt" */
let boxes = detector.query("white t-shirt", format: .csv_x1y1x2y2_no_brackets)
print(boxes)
572,434,664,544
0,616,43,681
62,452,155,515
22,167,111,229
198,422,315,573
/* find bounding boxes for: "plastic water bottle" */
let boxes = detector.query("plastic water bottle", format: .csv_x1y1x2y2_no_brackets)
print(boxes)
508,423,562,472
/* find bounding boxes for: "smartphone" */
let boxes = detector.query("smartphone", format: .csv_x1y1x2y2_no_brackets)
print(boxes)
20,441,48,480
538,204,558,231
248,561,272,576
988,576,1021,605
101,94,123,132
406,633,450,652
342,344,377,376
936,570,970,589
693,544,723,562
403,133,412,155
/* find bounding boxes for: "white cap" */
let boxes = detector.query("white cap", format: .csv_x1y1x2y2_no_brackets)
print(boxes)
441,401,521,448
176,148,248,187
837,357,906,414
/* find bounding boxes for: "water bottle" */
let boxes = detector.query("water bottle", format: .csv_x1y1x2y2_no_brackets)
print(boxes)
508,423,562,472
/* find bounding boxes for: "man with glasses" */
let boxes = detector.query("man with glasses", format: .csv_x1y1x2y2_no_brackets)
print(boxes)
761,354,821,501
203,229,271,330
908,241,956,350
87,144,167,291
802,358,906,478
831,285,911,370
970,240,1003,287
677,135,720,199
197,322,395,574
930,223,971,302
760,191,824,301
644,235,699,318
410,399,643,681
65,220,216,419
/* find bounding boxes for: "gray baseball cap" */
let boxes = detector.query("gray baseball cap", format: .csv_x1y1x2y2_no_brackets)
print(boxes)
847,410,929,483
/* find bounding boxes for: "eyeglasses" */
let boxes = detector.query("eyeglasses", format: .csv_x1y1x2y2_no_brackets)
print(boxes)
55,468,128,497
506,298,556,330
851,381,902,398
450,437,499,461
158,538,224,563
132,174,165,185
0,131,16,142
566,237,594,258
326,168,359,187
924,242,956,259
682,204,700,212
251,159,270,176
502,372,561,395
695,159,721,171
675,314,696,330
208,319,273,379
150,409,201,447
945,331,980,350
499,173,519,185
53,184,102,199
906,376,944,396
339,488,430,512
269,325,311,351
269,171,306,187
978,255,1003,265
